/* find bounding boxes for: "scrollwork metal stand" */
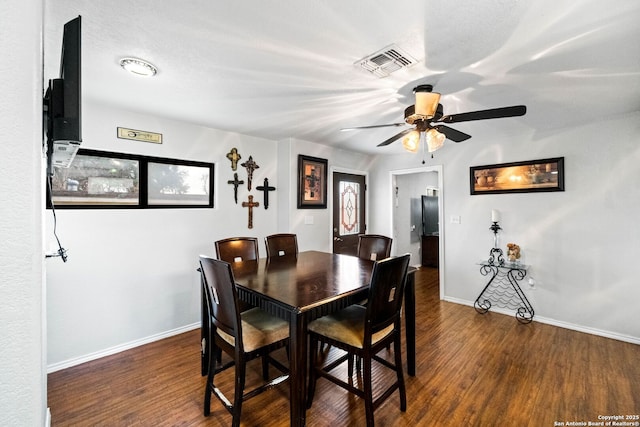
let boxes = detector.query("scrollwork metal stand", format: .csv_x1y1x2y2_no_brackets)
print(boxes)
475,262,534,323
474,220,534,323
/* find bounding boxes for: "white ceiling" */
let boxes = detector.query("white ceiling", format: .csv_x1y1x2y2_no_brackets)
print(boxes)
44,0,640,155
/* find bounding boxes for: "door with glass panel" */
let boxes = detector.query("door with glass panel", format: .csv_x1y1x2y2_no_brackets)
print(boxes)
332,172,366,255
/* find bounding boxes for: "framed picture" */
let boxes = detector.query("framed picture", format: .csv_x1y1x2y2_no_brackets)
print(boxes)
470,157,564,195
297,155,328,208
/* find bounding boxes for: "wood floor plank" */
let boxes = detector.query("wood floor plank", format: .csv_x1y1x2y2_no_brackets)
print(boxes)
48,267,640,426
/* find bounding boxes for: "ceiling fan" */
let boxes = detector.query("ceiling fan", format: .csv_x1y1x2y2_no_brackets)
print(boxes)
342,84,526,153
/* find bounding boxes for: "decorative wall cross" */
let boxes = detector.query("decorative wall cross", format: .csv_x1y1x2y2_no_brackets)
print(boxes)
305,167,320,198
227,172,244,204
256,178,276,209
226,148,241,171
241,195,259,229
240,155,259,190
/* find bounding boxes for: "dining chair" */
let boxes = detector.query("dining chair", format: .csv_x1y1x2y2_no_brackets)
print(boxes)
353,234,393,307
306,254,411,426
214,237,260,263
199,255,290,427
357,234,392,261
265,233,298,258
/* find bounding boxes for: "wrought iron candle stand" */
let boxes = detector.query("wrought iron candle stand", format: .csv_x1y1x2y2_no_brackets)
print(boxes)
474,220,535,323
488,221,504,266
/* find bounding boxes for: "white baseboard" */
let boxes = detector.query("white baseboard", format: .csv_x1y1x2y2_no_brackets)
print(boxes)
444,297,640,346
47,322,200,373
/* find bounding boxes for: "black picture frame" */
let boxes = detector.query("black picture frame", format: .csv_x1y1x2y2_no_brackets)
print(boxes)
47,149,214,208
470,157,564,195
297,155,328,208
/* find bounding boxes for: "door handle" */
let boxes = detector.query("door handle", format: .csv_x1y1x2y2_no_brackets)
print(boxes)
333,237,343,241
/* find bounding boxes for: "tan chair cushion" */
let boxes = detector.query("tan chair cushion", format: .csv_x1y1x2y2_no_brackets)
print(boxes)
308,305,394,349
217,307,289,352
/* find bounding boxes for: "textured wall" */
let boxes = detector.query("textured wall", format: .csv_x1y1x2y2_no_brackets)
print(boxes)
369,113,640,343
0,0,46,425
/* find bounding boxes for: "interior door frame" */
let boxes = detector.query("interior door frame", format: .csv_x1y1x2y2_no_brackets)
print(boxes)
329,166,369,253
389,165,445,300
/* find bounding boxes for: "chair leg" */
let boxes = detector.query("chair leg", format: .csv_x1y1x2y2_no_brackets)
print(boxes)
214,345,222,364
348,354,354,378
363,353,375,427
394,337,407,411
204,355,215,416
232,360,246,427
306,335,319,409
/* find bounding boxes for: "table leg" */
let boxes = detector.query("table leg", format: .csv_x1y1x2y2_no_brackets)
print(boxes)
405,271,416,376
289,311,307,426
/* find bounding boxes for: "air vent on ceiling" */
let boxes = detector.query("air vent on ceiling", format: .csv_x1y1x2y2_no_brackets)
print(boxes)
356,44,417,78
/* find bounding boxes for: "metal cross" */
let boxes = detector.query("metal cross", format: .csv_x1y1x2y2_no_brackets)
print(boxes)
226,148,242,171
305,166,320,198
241,195,259,229
227,172,244,204
256,178,276,209
240,155,260,190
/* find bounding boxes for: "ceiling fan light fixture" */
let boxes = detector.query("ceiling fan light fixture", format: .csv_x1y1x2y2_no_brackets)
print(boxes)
402,130,421,153
119,57,158,77
426,128,446,152
415,91,440,119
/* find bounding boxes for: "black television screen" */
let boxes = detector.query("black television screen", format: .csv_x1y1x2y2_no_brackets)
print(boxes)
45,15,82,174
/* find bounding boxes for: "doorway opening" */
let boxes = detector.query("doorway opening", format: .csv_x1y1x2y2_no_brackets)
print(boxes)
390,165,444,299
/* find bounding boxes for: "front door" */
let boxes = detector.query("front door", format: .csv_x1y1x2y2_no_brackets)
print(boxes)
332,172,366,255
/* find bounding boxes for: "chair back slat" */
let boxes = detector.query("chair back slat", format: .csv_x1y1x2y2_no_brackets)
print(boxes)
357,234,392,261
365,254,410,336
199,256,242,347
265,233,298,258
215,237,259,263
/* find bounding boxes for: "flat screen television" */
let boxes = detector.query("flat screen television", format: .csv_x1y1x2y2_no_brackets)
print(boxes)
45,15,82,176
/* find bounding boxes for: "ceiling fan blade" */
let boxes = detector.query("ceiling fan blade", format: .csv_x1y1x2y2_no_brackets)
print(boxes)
434,125,471,143
377,128,413,147
341,123,405,132
438,105,527,124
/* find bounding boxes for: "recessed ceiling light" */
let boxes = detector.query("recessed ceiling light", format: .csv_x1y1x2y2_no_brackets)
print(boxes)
119,57,158,77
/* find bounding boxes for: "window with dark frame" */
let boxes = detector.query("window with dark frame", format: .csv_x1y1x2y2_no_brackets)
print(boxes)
47,149,214,209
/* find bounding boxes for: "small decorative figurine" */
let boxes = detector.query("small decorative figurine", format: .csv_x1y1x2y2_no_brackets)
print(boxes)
226,148,241,171
240,155,259,190
506,243,521,263
256,177,276,209
227,173,244,204
241,195,259,229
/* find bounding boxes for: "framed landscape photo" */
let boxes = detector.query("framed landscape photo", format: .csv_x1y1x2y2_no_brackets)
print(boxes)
470,157,565,195
297,155,328,208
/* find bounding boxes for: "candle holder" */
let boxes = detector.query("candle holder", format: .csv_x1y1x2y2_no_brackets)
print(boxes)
488,221,504,266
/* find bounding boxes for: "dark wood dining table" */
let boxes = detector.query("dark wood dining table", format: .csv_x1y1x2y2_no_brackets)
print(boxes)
200,250,416,427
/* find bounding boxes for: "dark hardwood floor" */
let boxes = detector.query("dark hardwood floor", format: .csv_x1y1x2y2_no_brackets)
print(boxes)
48,267,640,426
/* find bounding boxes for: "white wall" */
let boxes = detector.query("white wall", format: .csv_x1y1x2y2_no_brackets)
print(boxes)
370,113,640,343
46,101,281,368
280,138,374,252
46,104,375,369
0,0,47,425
